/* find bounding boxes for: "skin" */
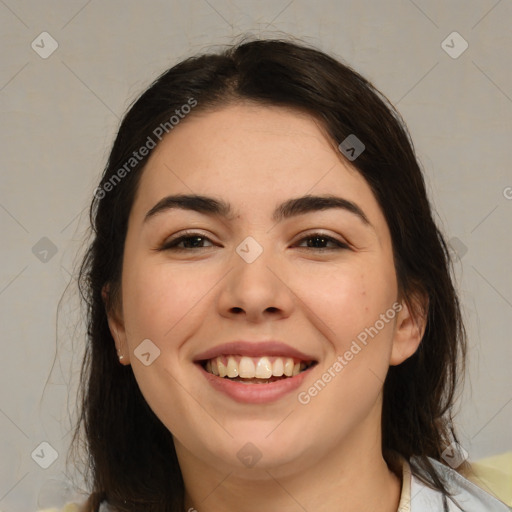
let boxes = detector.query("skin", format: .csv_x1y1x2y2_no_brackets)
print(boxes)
106,103,427,512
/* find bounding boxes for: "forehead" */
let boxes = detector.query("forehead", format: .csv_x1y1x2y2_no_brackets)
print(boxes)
131,103,385,229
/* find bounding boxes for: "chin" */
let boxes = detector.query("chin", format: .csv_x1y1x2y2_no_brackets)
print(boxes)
204,428,315,474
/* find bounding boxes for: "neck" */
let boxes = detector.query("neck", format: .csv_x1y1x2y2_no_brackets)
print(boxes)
176,409,402,512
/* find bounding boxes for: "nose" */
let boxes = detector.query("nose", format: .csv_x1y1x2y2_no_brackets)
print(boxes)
217,243,295,323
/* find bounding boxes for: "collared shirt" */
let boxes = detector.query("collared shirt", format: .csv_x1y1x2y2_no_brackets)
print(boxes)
38,457,511,512
398,457,511,511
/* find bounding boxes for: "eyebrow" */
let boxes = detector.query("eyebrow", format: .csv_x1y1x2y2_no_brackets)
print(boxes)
144,194,371,226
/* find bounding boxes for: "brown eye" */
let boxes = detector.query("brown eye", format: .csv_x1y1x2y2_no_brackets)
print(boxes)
294,233,348,250
161,232,215,251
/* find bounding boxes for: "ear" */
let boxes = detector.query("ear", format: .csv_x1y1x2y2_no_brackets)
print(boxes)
102,284,131,365
390,292,428,366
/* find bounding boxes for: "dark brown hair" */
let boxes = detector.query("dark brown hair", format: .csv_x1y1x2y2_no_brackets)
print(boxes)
74,37,466,512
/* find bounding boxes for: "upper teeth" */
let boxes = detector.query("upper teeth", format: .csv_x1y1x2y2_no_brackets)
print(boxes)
204,356,309,378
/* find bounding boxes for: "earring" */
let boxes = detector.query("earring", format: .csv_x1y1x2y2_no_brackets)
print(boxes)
119,354,125,361
117,349,125,361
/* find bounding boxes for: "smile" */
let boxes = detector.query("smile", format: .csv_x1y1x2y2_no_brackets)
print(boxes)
202,355,315,383
194,341,318,403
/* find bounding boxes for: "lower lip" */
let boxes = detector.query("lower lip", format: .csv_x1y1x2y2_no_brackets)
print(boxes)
197,363,314,404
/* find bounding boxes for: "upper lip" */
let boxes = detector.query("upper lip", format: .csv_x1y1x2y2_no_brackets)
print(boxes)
193,341,317,362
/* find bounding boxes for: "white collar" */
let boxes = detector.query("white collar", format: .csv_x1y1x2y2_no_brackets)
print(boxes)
405,457,510,511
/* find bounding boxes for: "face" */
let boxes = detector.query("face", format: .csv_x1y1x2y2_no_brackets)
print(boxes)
107,103,422,479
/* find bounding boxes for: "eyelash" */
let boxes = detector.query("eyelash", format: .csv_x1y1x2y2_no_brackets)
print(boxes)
160,231,349,252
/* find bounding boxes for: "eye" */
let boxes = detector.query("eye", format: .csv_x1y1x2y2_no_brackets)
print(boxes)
294,232,349,251
160,231,216,251
159,231,349,252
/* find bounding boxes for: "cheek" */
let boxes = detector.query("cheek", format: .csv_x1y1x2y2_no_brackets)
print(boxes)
294,266,398,431
121,256,217,345
294,258,397,350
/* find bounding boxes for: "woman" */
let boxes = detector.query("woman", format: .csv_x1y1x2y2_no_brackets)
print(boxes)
67,38,509,511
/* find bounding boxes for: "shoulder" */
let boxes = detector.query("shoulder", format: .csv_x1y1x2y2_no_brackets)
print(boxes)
409,456,511,511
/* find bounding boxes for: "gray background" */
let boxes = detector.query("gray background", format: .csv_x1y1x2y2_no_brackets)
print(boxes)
1,1,511,510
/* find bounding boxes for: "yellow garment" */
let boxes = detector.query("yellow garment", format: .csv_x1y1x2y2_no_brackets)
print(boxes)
461,451,512,507
37,504,81,512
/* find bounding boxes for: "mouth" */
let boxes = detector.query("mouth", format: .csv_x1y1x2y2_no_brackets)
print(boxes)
193,341,318,403
200,355,317,384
